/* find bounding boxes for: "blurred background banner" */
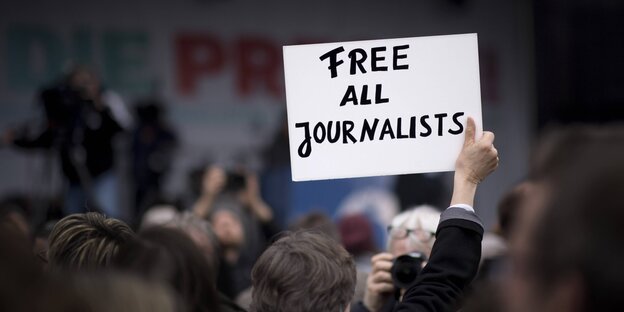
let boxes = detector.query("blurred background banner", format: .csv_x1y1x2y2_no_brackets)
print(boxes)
0,0,534,230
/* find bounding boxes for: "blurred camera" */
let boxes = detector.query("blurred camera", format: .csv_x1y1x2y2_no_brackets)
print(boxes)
225,171,246,192
40,83,86,124
391,252,427,289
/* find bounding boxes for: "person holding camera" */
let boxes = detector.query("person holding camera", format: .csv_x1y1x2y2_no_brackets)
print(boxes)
353,117,498,312
3,65,132,220
192,164,279,299
354,205,440,312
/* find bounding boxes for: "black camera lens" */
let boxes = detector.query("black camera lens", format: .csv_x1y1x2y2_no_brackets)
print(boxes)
225,172,246,192
391,252,427,289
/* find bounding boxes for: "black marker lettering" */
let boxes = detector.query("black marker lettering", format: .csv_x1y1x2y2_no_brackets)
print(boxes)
313,122,326,143
434,113,448,136
371,47,388,72
360,85,372,105
380,118,396,140
375,84,389,104
295,122,312,158
393,45,409,70
449,112,465,135
348,48,367,75
396,117,408,139
319,46,345,78
360,118,379,142
420,115,432,137
327,121,341,143
409,116,417,138
340,85,358,106
342,120,357,143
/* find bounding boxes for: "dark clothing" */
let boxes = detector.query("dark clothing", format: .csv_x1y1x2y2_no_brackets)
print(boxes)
13,102,122,184
213,196,281,299
131,121,177,214
351,207,484,312
219,292,247,312
352,299,396,312
396,207,483,311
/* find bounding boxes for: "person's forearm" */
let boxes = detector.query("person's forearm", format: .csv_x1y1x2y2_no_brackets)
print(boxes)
450,173,478,207
248,198,273,223
192,194,215,219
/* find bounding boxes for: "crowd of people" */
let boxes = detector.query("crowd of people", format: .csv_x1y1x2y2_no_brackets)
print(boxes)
2,66,624,312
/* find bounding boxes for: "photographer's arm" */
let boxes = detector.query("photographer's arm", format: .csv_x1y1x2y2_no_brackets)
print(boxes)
394,118,498,312
9,125,56,149
192,166,225,219
241,173,274,223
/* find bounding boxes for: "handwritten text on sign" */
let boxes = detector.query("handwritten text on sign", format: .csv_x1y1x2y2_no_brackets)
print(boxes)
283,33,483,181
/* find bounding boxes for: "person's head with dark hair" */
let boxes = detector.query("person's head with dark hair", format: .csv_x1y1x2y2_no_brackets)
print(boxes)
167,212,221,269
68,273,177,312
250,230,356,312
115,227,220,312
0,223,88,312
507,125,624,312
47,212,134,271
496,182,530,241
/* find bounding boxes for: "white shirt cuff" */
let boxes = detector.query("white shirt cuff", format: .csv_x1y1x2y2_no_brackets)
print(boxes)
448,204,475,213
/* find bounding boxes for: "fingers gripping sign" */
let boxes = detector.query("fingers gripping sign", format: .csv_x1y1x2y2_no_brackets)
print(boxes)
455,117,499,185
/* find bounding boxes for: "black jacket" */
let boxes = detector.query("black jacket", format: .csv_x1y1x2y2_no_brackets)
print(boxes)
352,207,484,312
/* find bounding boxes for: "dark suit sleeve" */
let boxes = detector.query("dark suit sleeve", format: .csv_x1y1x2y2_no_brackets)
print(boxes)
394,208,484,312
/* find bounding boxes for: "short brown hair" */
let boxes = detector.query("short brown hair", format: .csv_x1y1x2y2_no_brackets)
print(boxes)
250,231,356,312
48,212,133,271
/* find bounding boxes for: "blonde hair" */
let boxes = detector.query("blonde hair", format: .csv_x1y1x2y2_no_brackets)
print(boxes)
48,212,133,271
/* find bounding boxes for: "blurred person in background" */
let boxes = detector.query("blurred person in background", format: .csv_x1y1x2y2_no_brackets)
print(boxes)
289,211,340,241
47,212,134,271
504,125,624,312
2,65,132,220
337,213,379,306
461,181,530,312
191,164,280,299
352,205,440,311
0,223,83,312
114,226,222,312
138,208,246,312
131,98,177,221
338,214,378,273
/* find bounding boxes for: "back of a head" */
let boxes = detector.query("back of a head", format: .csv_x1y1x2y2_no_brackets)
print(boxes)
496,182,530,240
48,212,133,271
529,126,624,311
69,273,177,312
115,227,220,312
165,212,220,268
251,231,356,312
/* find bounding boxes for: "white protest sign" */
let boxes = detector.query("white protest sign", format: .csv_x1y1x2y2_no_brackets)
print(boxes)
283,33,482,181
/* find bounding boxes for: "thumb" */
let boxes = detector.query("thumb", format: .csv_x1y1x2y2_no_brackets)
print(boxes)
463,117,476,146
